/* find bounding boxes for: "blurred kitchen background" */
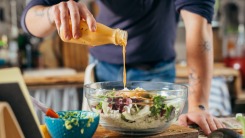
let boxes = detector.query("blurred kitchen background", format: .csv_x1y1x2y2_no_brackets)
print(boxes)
0,0,244,123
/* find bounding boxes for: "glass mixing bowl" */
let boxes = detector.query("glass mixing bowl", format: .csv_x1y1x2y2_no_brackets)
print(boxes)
84,81,188,136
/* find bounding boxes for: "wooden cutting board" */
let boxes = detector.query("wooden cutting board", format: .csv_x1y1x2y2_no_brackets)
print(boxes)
93,124,198,138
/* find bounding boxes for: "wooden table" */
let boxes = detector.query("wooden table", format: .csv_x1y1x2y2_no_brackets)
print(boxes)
24,72,84,85
93,124,198,138
93,117,243,138
176,63,242,98
23,63,241,97
23,72,85,90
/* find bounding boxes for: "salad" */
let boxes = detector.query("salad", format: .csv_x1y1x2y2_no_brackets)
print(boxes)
236,113,245,137
91,88,180,130
58,111,95,133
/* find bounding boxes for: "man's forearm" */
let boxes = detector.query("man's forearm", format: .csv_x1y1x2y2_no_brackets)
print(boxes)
181,10,213,111
187,39,213,111
25,6,55,37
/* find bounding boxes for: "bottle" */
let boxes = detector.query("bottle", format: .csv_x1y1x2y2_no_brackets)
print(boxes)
59,21,128,47
227,37,236,58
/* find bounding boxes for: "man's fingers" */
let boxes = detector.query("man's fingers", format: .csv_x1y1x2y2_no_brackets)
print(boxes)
59,2,71,40
67,0,81,39
214,118,224,128
178,114,188,127
206,115,217,131
85,12,97,31
52,5,61,34
196,117,211,135
78,3,96,32
54,1,96,39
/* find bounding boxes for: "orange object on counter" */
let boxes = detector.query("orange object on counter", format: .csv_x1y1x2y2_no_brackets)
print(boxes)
31,96,59,119
40,125,51,138
46,108,59,118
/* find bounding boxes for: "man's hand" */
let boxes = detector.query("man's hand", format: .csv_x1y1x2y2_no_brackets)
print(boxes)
49,0,96,40
178,109,225,135
26,0,96,38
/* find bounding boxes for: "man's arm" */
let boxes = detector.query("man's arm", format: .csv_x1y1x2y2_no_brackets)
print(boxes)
24,1,96,38
25,6,55,37
178,10,224,135
182,10,212,114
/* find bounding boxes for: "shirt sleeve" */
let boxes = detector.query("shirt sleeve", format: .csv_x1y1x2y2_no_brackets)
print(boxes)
21,0,71,34
175,0,215,24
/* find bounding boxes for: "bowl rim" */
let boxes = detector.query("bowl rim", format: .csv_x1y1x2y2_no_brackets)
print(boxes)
84,81,188,92
44,110,100,120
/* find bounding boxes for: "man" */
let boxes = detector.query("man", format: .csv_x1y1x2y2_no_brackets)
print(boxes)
21,0,224,135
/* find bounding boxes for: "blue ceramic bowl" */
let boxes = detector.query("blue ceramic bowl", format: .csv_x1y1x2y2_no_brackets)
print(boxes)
45,110,99,138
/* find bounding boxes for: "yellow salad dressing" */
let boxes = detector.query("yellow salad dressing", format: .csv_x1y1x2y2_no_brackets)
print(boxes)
59,20,128,88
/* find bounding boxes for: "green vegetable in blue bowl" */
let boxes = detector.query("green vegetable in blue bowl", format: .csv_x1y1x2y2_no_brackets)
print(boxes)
45,110,99,138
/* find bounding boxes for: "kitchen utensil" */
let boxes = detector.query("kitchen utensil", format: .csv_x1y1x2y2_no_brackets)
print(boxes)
30,96,59,118
208,128,242,138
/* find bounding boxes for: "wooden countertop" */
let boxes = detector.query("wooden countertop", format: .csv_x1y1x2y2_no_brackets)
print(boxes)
23,72,84,86
93,117,243,138
176,63,240,78
22,63,242,96
176,63,242,97
23,68,85,89
93,124,198,138
24,63,239,85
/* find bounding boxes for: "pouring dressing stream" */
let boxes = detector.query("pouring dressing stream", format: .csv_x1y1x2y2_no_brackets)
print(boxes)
59,20,128,88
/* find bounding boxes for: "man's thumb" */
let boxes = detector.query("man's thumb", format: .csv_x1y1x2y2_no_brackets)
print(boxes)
178,114,188,127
